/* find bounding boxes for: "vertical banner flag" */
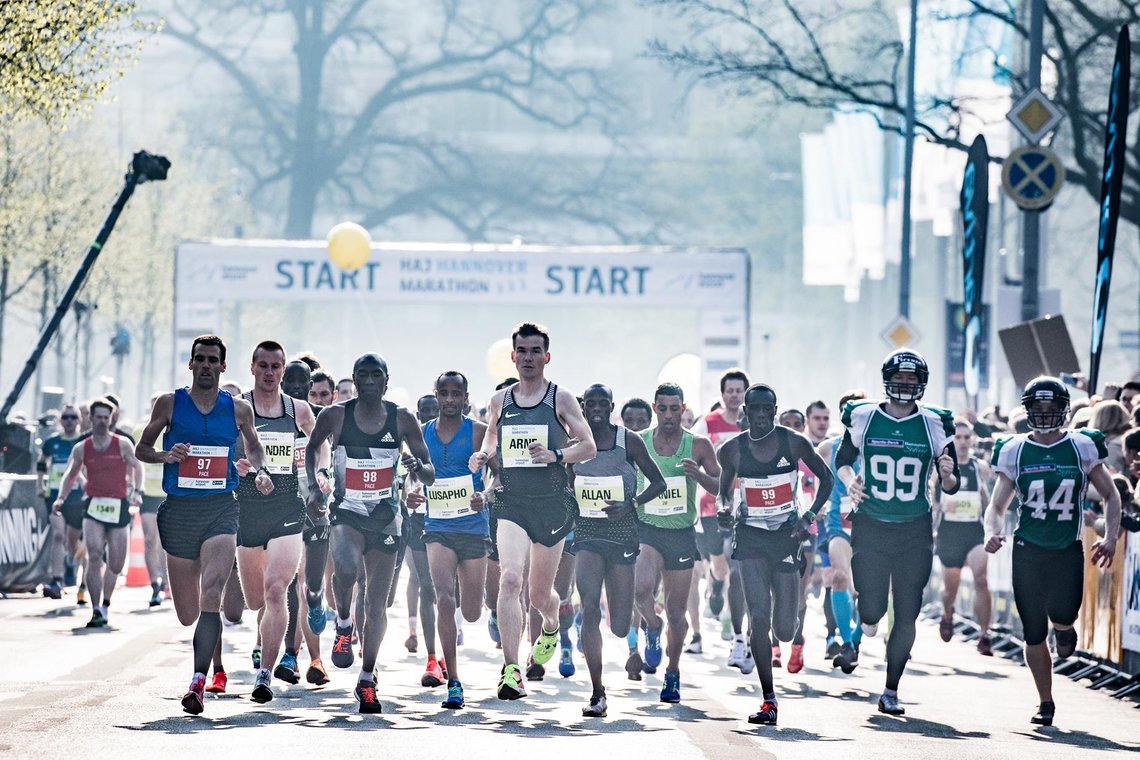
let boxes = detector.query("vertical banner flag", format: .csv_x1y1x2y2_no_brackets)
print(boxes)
960,135,989,398
1089,25,1130,395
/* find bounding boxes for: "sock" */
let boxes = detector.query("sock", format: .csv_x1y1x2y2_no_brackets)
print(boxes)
884,688,898,699
285,647,298,658
258,667,271,679
151,582,161,594
626,628,639,650
192,612,223,676
831,590,854,644
337,616,352,629
408,616,417,635
734,633,746,644
763,691,777,703
359,669,375,683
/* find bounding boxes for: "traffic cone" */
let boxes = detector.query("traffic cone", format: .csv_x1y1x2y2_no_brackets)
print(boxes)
126,511,149,587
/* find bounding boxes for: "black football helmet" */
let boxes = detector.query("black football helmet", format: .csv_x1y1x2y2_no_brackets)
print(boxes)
881,348,929,402
1021,376,1070,432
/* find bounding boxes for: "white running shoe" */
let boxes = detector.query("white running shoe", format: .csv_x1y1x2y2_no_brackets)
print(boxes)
727,638,746,669
739,647,756,675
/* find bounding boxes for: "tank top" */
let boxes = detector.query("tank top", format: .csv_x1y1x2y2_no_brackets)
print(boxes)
332,399,402,529
699,411,741,516
162,388,240,497
940,458,983,525
42,434,81,498
638,428,697,530
497,382,569,497
423,417,487,536
734,427,800,530
573,426,637,519
83,434,129,524
294,401,324,495
235,392,303,502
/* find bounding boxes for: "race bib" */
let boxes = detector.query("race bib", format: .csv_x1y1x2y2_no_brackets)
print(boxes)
259,431,295,475
575,475,623,519
294,436,309,471
87,496,121,524
502,424,547,468
178,446,230,489
740,474,797,518
48,461,67,490
943,491,982,522
426,475,475,520
644,476,688,517
343,456,395,507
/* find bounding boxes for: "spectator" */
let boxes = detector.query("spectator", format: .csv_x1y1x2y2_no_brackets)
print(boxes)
1091,401,1131,474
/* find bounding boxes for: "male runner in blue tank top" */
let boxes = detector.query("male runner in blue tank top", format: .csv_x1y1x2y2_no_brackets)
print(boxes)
136,334,274,715
468,322,596,700
304,352,435,714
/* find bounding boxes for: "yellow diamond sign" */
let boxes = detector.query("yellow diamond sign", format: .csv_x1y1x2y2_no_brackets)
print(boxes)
1007,88,1065,144
881,315,920,349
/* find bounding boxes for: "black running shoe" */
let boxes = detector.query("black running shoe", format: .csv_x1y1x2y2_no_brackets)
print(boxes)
331,624,355,669
748,701,778,725
356,679,382,714
251,670,273,704
834,642,858,674
877,694,905,716
1054,628,1077,659
1031,701,1055,726
525,658,545,681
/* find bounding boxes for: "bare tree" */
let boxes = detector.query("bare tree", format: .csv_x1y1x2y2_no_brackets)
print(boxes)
157,0,657,240
646,0,1140,220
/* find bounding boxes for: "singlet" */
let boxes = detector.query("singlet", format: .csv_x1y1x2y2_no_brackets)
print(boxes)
162,388,240,498
83,435,129,525
841,400,954,523
423,417,487,536
993,430,1106,550
734,427,801,531
294,401,324,496
637,428,697,530
698,411,740,517
826,436,858,539
235,392,303,502
573,426,637,519
939,458,983,525
331,399,402,531
41,434,81,499
497,383,569,497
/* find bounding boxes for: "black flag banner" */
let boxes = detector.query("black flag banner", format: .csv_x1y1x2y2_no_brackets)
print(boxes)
960,135,989,398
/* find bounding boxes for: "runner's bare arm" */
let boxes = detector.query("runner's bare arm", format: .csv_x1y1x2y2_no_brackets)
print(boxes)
627,432,667,506
1089,462,1122,568
687,434,721,493
398,407,435,487
470,390,504,471
53,444,86,507
553,386,596,464
983,473,1016,553
235,399,273,495
120,436,144,503
715,438,739,512
135,392,179,464
792,433,834,516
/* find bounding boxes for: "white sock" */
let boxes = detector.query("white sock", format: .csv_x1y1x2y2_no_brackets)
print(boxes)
337,616,352,629
359,669,375,683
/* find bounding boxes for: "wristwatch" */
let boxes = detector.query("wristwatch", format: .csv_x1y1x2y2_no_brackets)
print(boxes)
553,449,564,463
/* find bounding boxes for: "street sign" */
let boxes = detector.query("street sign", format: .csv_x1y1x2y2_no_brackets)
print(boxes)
1002,145,1065,211
881,315,920,349
1006,88,1065,144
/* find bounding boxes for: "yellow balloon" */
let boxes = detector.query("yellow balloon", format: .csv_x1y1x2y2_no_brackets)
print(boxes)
486,338,516,383
326,222,372,271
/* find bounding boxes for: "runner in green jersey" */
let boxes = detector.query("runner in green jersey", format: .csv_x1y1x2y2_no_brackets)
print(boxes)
984,376,1120,727
835,348,959,716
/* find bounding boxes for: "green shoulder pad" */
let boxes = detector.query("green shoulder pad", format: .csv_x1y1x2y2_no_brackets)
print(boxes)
841,400,874,428
990,435,1011,467
1077,428,1108,459
923,404,955,437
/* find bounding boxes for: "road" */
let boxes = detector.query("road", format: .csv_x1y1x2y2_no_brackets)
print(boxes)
1,583,1137,760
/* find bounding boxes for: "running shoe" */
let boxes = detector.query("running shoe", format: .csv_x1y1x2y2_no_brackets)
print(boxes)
331,623,355,669
205,671,228,694
488,611,501,644
720,616,733,641
306,659,330,685
497,663,526,700
582,693,608,717
825,637,840,659
405,632,418,653
1055,627,1077,659
85,611,106,628
148,587,162,607
251,669,274,703
684,634,703,655
532,626,560,666
1031,700,1055,726
770,644,781,668
442,680,465,709
727,638,747,669
44,579,62,600
787,644,804,674
356,679,382,714
525,657,545,681
440,659,449,682
558,647,575,677
76,584,87,606
274,652,300,684
709,579,725,617
181,673,207,715
833,642,858,674
977,634,994,657
644,626,663,670
251,647,262,670
877,693,905,715
660,670,681,703
421,656,444,687
939,614,954,642
739,647,755,675
624,650,643,681
748,701,778,725
306,590,326,635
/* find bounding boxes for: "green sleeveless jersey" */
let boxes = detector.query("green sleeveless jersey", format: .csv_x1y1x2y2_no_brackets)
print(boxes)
637,428,697,530
841,400,954,523
992,429,1107,550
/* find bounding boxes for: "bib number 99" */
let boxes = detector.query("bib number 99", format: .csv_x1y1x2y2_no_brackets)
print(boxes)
868,455,923,502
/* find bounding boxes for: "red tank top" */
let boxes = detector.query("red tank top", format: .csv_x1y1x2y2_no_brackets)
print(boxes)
699,411,741,517
84,435,129,499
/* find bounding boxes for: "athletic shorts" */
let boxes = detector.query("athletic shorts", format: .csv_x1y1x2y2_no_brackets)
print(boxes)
732,523,804,573
83,497,131,529
936,522,984,569
330,508,403,555
696,515,727,559
1012,538,1083,646
563,530,578,556
423,530,490,562
574,538,639,566
638,522,698,571
140,495,164,515
237,494,304,549
157,493,240,560
51,495,87,531
492,489,575,548
406,511,427,552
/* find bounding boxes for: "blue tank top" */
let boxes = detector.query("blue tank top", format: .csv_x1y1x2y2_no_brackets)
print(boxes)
162,388,240,497
826,435,859,539
423,417,487,536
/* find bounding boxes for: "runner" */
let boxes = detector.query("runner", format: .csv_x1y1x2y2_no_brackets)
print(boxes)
54,398,144,627
620,398,653,433
468,322,596,700
716,384,833,726
337,377,356,401
634,383,720,703
306,352,435,714
404,393,442,685
984,376,1121,726
573,384,666,716
836,349,958,716
776,407,815,674
135,334,273,715
39,403,84,601
935,419,994,655
309,370,337,407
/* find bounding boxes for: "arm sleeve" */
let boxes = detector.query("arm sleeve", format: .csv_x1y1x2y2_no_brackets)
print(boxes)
835,430,860,469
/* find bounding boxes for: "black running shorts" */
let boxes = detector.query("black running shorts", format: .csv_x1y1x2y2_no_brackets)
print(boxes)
237,494,304,549
731,523,804,574
492,489,575,548
157,493,239,560
423,530,490,562
637,522,698,571
1012,538,1083,646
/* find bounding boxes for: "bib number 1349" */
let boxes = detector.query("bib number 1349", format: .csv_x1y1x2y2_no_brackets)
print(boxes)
868,455,923,501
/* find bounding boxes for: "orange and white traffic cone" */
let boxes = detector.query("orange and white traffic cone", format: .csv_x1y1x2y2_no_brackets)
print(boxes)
125,512,149,587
